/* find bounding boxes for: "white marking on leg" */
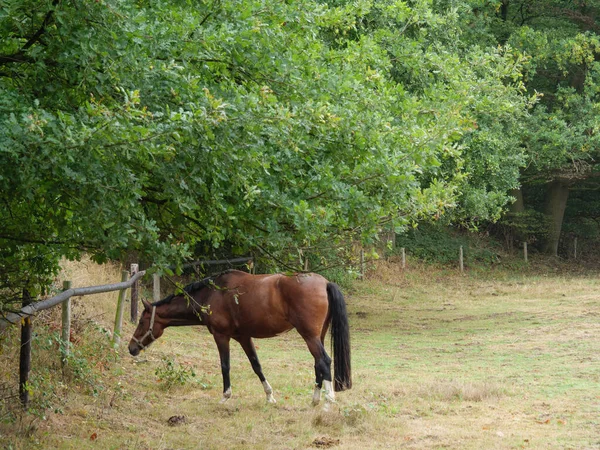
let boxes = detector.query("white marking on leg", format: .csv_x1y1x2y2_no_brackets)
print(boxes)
262,380,276,404
220,387,232,403
323,380,335,403
312,385,321,406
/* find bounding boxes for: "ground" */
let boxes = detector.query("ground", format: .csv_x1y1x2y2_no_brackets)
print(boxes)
1,259,599,449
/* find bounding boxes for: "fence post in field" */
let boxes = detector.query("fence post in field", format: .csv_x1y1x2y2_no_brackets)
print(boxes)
113,270,129,349
153,273,161,302
401,247,406,270
459,246,464,273
130,263,139,323
524,242,528,263
19,289,32,410
573,237,577,260
360,249,365,280
61,281,72,365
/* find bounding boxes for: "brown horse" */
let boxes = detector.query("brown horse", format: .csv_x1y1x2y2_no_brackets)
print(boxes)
128,270,351,405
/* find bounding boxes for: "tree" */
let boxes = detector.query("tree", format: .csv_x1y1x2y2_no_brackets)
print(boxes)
478,0,600,255
1,0,529,313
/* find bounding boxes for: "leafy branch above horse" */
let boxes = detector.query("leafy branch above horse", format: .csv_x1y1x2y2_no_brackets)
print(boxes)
128,270,351,405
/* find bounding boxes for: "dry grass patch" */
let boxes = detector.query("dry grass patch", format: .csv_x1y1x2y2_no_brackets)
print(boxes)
414,380,507,403
59,256,126,328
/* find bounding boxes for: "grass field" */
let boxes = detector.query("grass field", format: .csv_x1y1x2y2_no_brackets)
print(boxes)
1,260,600,449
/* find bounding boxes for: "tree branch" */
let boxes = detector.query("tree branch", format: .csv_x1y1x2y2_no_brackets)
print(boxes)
0,233,96,251
0,6,57,66
22,10,55,51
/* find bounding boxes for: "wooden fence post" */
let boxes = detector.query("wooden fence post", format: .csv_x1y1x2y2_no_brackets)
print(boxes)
61,281,72,365
459,246,464,273
401,247,406,270
130,263,139,323
573,237,577,260
524,242,528,263
360,249,365,280
153,273,161,302
19,289,32,410
113,270,129,349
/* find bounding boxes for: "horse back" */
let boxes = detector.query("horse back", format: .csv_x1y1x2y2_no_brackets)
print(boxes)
203,271,329,338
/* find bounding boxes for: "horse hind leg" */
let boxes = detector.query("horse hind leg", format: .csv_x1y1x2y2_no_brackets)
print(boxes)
238,337,276,404
303,335,334,406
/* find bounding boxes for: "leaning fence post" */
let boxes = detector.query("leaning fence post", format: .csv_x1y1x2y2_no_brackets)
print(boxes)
19,289,32,410
113,270,129,349
153,273,161,302
61,281,72,365
459,246,464,273
130,263,139,323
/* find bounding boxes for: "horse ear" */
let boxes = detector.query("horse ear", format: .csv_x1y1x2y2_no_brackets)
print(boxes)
142,299,152,311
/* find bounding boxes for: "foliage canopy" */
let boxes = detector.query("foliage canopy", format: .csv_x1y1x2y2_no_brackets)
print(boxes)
1,0,532,306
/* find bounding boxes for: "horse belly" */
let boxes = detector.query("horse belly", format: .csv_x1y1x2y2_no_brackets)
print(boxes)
242,313,294,339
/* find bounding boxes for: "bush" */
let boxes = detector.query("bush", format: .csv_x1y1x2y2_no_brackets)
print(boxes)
155,358,197,390
394,224,500,267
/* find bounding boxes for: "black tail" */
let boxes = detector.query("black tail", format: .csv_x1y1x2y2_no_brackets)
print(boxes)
327,282,352,391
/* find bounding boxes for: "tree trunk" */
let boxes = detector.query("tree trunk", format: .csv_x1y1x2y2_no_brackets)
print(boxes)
498,1,511,44
500,0,509,22
543,180,570,256
505,188,525,251
509,188,525,214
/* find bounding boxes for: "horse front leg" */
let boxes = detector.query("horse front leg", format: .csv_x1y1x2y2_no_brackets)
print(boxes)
214,333,232,403
237,336,276,404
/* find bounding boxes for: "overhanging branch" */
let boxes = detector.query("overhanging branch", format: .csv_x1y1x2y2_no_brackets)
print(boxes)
0,5,57,66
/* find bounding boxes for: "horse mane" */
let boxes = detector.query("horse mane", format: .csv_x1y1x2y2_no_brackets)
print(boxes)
152,269,241,306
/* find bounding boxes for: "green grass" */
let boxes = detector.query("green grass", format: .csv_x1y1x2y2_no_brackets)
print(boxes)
2,262,600,449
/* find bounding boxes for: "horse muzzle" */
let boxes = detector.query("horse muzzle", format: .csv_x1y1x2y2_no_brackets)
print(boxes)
128,342,141,356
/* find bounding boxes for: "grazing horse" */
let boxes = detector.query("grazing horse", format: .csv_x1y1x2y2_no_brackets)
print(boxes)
128,270,351,405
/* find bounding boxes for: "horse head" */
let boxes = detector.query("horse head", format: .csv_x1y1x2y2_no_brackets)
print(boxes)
128,299,166,356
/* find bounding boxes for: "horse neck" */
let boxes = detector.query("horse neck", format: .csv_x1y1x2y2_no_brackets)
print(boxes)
158,296,204,327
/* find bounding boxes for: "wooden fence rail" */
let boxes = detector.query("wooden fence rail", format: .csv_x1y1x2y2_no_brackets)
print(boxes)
0,270,147,333
1,256,254,332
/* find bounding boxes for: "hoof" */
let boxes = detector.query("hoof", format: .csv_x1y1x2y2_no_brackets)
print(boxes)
220,387,232,403
312,386,321,406
266,394,277,404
